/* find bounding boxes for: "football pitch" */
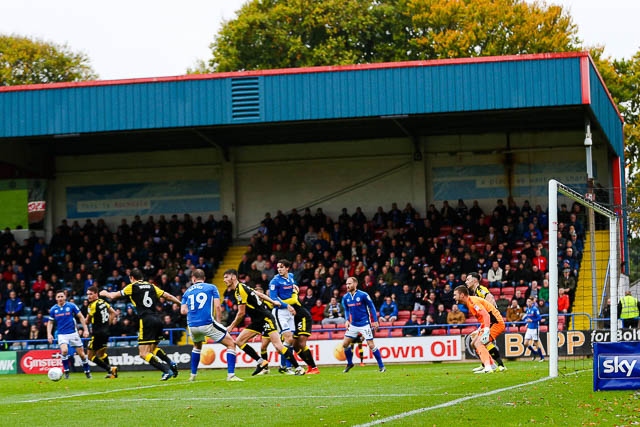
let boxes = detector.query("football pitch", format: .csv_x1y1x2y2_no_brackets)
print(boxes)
1,362,637,426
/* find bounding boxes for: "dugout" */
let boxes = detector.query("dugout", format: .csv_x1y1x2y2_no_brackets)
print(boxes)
0,52,625,247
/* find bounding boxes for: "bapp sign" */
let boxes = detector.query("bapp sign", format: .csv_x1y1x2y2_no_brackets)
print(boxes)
594,341,640,391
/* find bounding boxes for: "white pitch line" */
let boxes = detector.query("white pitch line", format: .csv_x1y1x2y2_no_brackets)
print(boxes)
7,383,170,404
7,389,426,405
353,376,554,427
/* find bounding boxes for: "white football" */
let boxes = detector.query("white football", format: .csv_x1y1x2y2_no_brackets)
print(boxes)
48,367,63,381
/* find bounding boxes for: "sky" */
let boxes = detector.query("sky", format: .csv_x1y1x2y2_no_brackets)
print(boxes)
1,0,639,81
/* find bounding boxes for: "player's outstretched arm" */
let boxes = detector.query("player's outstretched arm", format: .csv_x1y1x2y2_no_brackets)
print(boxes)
99,290,121,300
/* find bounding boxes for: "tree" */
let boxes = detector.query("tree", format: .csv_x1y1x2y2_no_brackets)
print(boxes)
207,0,581,72
0,34,96,86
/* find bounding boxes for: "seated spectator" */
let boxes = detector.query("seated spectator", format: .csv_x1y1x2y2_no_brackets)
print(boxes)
496,296,510,316
506,299,524,323
395,284,416,311
440,283,455,310
514,289,526,308
487,261,503,288
558,288,570,320
501,264,516,287
422,314,436,336
1,318,17,342
162,314,182,343
5,291,24,317
559,268,577,306
310,299,326,324
15,318,30,341
403,313,423,336
434,303,448,325
379,296,398,322
30,291,48,316
446,304,466,327
539,279,550,302
321,297,345,326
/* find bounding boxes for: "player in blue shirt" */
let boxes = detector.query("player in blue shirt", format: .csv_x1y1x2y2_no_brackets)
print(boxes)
523,297,545,362
268,259,300,368
341,276,386,373
46,290,92,379
180,269,242,382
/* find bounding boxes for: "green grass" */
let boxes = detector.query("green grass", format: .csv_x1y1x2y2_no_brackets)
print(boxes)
1,362,638,426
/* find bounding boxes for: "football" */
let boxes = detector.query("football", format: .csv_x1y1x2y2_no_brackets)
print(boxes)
48,367,63,381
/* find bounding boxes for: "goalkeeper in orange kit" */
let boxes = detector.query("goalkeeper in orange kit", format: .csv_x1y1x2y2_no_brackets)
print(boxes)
453,285,506,374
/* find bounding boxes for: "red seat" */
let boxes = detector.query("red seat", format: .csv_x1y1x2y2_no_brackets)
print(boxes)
539,325,549,333
490,288,501,298
519,326,528,333
311,332,330,340
431,328,447,335
516,286,528,295
397,310,411,320
312,324,324,330
390,329,403,337
412,310,424,319
507,326,519,333
332,330,345,340
448,328,461,335
501,288,514,298
375,329,389,338
461,326,476,335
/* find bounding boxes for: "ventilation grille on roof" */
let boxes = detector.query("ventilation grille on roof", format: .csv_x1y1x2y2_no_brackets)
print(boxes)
231,77,261,120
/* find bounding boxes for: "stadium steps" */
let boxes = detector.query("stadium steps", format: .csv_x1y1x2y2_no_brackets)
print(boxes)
572,230,610,330
176,243,248,346
211,244,249,292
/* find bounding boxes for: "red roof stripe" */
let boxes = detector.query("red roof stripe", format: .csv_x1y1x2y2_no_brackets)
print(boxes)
0,51,589,93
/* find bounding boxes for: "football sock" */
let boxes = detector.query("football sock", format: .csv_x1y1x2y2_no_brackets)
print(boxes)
241,343,261,362
281,346,299,368
153,348,172,365
297,347,316,368
191,348,201,375
91,355,110,371
81,357,90,373
345,346,354,365
227,350,237,375
61,355,70,372
488,347,504,367
372,347,384,369
145,353,169,373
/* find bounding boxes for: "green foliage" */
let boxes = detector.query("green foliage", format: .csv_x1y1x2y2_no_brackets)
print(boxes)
2,363,637,426
0,34,97,86
208,0,581,72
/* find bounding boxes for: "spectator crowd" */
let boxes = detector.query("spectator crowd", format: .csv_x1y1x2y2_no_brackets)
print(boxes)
1,197,589,348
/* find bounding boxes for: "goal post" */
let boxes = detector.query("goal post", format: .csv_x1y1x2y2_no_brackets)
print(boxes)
548,179,619,378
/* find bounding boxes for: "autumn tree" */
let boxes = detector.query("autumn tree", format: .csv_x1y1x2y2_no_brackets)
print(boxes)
206,0,581,72
0,34,96,86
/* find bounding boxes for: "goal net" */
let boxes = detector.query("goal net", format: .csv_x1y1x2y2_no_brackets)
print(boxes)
548,179,620,378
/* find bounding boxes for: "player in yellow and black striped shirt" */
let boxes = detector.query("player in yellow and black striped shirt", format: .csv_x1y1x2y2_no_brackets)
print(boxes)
224,269,304,376
86,286,118,378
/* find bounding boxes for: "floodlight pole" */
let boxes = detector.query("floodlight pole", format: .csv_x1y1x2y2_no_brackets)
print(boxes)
584,122,598,326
